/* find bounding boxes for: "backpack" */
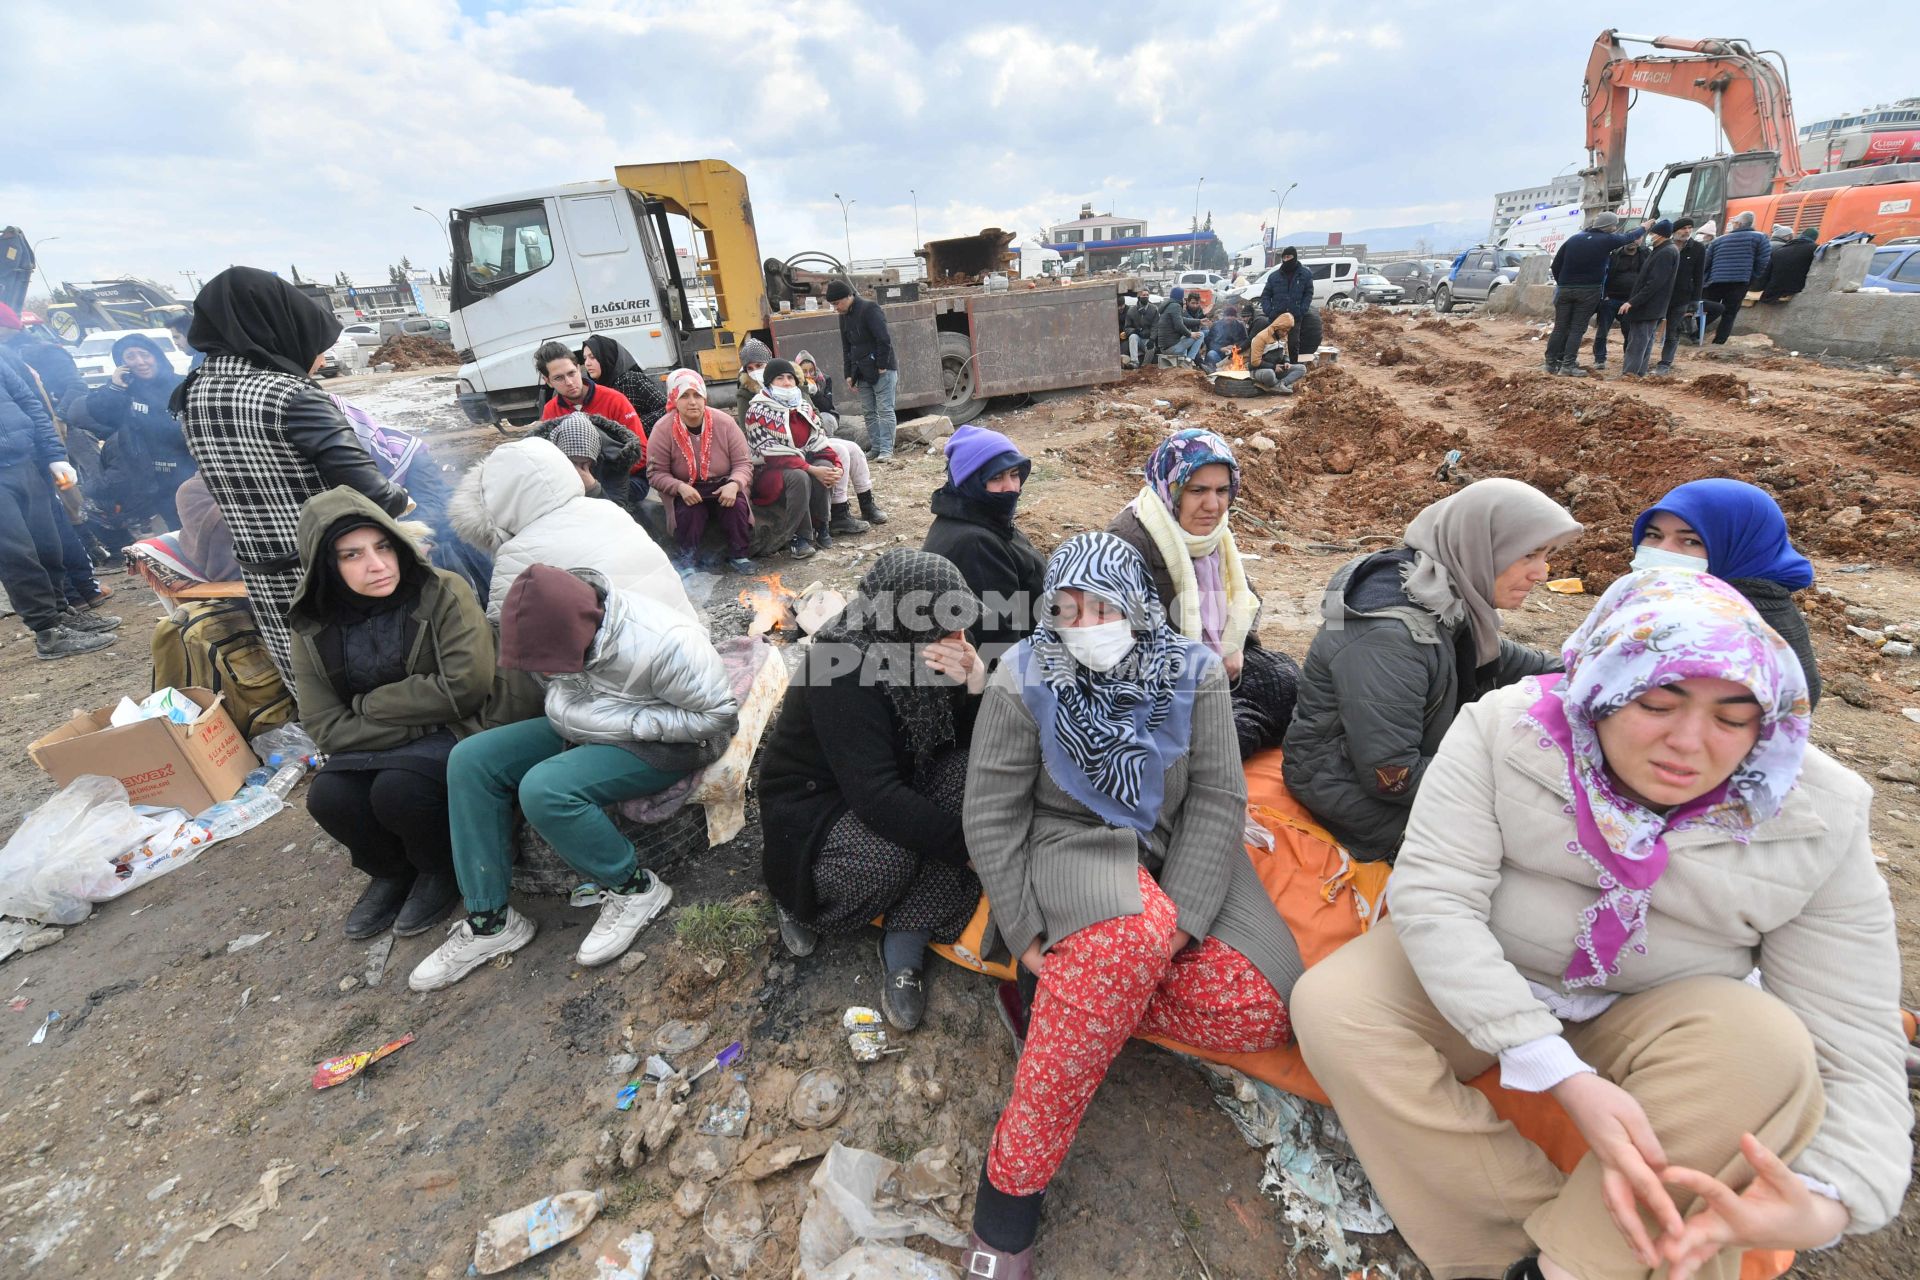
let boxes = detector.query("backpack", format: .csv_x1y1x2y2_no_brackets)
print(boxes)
149,601,295,738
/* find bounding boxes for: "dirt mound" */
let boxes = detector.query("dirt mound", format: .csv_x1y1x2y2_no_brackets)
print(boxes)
1374,344,1408,366
1684,372,1752,401
368,333,455,370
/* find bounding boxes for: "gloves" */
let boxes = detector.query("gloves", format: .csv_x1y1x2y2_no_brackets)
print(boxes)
49,462,77,489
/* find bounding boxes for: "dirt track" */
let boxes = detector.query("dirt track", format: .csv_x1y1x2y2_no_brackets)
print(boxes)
0,320,1914,1278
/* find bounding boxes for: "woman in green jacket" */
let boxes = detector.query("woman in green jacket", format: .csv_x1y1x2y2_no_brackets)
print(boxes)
289,487,498,939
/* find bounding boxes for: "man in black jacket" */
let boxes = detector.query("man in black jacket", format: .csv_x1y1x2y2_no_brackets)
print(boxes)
1759,228,1817,302
1589,239,1643,370
1544,212,1651,376
1122,289,1157,365
826,281,899,462
1618,220,1680,378
1654,217,1706,376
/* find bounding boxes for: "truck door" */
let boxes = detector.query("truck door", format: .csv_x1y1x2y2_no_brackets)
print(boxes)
451,197,584,400
557,191,678,373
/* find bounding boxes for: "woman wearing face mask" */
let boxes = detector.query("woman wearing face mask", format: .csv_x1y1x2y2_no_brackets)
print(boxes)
1110,428,1301,756
921,424,1046,666
961,533,1301,1277
1284,478,1582,861
289,488,496,940
736,337,772,402
1292,571,1909,1280
1630,479,1820,708
743,358,880,555
174,267,411,687
757,550,987,1031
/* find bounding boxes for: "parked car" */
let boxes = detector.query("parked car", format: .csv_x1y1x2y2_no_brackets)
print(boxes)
1235,255,1364,316
1173,270,1233,311
1432,247,1534,312
1375,260,1449,305
70,328,194,388
1351,273,1405,305
342,316,453,347
341,321,384,347
1864,241,1920,293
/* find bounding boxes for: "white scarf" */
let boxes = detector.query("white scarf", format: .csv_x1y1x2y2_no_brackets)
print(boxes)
1130,488,1258,657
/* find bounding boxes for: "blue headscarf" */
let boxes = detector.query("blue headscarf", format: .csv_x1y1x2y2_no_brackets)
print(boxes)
1013,533,1213,839
1631,480,1813,591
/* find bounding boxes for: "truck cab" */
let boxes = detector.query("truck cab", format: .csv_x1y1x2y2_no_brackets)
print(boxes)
450,180,707,424
1640,151,1781,234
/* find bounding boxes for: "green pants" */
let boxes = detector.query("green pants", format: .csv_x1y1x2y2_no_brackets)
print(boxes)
448,717,688,914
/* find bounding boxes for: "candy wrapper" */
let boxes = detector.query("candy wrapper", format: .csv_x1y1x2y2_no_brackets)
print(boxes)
312,1032,415,1089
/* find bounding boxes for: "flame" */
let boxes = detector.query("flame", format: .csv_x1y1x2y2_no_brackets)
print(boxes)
738,574,798,635
1226,346,1247,372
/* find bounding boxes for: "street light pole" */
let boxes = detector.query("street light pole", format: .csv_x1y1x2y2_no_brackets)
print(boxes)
178,269,202,296
833,193,856,274
28,235,60,300
1192,176,1205,269
909,189,920,250
1271,182,1297,264
412,205,453,253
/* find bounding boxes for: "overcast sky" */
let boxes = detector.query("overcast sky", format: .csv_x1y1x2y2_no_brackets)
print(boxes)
6,0,1909,293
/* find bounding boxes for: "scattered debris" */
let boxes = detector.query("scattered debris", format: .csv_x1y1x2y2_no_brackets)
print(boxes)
790,1068,850,1129
29,1010,58,1044
1544,577,1585,594
312,1032,415,1089
593,1230,656,1280
697,1083,753,1137
153,1165,297,1280
795,1143,968,1280
225,931,271,953
703,1177,770,1278
471,1188,605,1275
687,1040,744,1087
146,1175,180,1201
362,935,394,987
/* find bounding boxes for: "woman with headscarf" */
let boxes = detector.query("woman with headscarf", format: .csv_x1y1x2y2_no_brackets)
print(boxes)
758,549,987,1030
1630,478,1821,707
742,358,871,557
1292,571,1909,1280
1283,477,1582,861
922,424,1046,667
644,369,757,573
289,488,494,940
408,563,738,992
81,332,193,529
174,267,410,685
794,349,837,423
578,334,668,427
1110,428,1301,756
960,534,1301,1277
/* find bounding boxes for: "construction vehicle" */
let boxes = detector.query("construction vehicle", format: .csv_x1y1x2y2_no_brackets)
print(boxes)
1581,30,1920,243
44,278,189,342
448,159,1132,427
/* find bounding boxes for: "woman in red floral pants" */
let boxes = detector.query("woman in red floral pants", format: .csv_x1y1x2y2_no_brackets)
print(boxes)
962,535,1303,1277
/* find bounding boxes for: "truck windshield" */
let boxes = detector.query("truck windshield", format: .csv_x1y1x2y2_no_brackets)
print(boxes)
454,203,554,304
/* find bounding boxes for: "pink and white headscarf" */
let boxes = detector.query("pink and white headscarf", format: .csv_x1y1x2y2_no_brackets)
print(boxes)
1522,569,1812,989
664,368,705,406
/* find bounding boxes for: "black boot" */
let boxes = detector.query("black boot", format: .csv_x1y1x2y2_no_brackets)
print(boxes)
858,490,889,525
345,876,411,938
1503,1259,1545,1280
828,502,870,536
813,521,834,549
393,873,460,937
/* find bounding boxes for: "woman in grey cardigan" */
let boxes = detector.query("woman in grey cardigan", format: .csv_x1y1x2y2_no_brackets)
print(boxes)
1293,571,1909,1280
961,533,1302,1279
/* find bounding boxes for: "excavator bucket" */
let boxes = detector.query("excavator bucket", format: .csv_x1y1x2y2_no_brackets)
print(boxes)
921,229,1017,285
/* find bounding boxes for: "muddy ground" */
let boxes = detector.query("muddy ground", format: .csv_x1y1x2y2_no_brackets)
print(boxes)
1,313,1916,1278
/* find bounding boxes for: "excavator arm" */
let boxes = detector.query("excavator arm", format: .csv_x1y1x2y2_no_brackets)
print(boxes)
1581,30,1802,214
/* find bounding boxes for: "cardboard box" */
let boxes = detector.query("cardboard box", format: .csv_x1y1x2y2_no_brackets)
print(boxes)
28,687,259,815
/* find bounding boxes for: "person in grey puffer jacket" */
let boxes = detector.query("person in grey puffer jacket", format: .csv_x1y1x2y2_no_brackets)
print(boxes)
1282,479,1582,860
409,563,739,993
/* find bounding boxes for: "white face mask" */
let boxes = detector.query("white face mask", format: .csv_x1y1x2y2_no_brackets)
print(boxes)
767,383,804,407
1630,544,1709,574
1060,619,1137,672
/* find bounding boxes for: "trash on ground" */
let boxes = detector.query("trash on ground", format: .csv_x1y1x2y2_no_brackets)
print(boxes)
0,775,207,924
8,995,31,1011
608,1051,641,1076
652,1018,710,1056
0,919,33,962
697,1083,753,1137
642,1053,676,1082
796,1143,970,1279
593,1230,656,1280
147,1175,181,1201
790,1068,850,1129
1904,708,1920,724
471,1188,605,1275
815,1243,959,1280
29,1009,58,1044
687,1039,743,1087
110,686,200,728
841,1006,882,1032
226,931,271,953
848,1030,901,1062
795,586,850,636
702,1177,769,1279
153,1164,297,1280
312,1032,415,1089
1544,577,1585,594
363,935,394,987
18,926,64,956
250,721,319,762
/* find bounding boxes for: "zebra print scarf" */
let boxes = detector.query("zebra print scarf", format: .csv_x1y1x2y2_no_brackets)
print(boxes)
1016,533,1210,839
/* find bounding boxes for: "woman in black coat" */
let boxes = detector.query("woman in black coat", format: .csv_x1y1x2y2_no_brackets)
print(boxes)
921,425,1045,666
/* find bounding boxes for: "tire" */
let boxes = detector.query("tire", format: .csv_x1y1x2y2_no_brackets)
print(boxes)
1434,285,1455,314
938,331,986,426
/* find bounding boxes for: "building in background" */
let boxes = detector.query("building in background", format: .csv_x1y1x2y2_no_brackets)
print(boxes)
1043,202,1225,270
1798,98,1920,172
1488,175,1582,242
1046,203,1147,248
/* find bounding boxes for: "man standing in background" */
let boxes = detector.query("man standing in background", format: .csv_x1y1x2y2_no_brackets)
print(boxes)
827,281,898,462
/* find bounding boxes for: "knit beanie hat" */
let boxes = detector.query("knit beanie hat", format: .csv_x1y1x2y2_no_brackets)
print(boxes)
1651,219,1673,237
0,302,20,331
550,412,600,462
763,358,797,386
739,337,772,367
824,281,853,302
1770,224,1793,243
945,424,1027,488
498,565,605,673
1590,211,1621,231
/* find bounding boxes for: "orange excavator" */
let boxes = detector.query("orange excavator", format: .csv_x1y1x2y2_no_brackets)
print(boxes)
1581,30,1920,242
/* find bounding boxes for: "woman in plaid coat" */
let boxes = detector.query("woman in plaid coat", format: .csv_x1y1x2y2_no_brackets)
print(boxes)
173,268,409,688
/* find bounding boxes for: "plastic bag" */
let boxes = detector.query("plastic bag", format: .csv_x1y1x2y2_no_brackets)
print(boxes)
249,722,318,763
0,777,195,923
795,1145,968,1280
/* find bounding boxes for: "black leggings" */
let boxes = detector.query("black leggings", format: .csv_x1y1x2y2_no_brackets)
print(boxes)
307,768,453,880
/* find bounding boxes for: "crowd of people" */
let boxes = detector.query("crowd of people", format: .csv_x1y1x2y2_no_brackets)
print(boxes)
1123,243,1320,392
0,261,1909,1280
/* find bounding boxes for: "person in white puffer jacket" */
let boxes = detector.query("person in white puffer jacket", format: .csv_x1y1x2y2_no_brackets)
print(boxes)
448,436,695,625
410,564,738,992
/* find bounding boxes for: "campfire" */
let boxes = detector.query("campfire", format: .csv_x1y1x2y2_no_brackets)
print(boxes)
738,575,798,635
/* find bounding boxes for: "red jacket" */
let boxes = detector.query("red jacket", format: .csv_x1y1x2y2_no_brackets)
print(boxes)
541,383,644,469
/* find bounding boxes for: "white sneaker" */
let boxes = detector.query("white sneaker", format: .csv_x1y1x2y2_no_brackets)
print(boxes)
577,872,673,967
408,908,536,992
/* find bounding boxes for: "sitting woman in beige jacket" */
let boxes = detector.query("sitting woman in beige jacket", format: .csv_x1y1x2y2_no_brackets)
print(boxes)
1293,570,1911,1280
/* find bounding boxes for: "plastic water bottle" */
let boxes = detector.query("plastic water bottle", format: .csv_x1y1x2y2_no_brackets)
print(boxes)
242,753,285,790
198,786,285,842
264,758,308,799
